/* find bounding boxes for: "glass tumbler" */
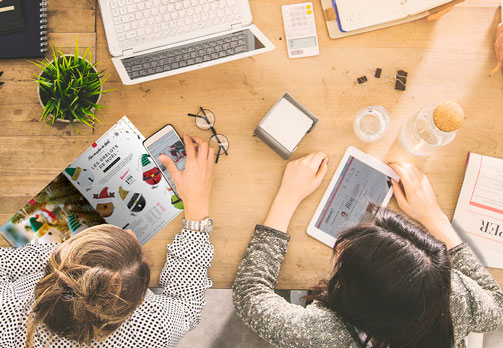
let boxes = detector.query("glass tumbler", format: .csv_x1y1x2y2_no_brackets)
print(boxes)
353,105,390,143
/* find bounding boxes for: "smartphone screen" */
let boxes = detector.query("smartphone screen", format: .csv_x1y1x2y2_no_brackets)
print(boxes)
144,127,186,194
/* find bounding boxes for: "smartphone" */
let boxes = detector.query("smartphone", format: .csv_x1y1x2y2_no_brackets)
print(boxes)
143,124,187,194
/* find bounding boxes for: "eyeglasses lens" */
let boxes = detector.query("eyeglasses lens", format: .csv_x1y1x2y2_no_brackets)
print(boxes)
196,109,215,130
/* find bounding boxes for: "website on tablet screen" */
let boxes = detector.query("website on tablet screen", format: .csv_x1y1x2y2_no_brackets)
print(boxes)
315,156,392,238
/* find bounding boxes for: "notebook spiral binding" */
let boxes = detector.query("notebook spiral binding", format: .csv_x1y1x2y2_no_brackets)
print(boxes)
40,0,49,52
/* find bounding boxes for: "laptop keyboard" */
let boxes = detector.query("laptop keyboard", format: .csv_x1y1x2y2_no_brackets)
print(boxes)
122,29,250,79
110,0,241,48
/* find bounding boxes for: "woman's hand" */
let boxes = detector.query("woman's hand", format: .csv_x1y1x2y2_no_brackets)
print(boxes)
159,133,215,221
277,152,329,207
426,6,453,21
263,152,328,233
389,163,462,249
389,163,444,225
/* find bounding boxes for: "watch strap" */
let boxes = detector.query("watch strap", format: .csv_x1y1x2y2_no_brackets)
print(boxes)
183,217,212,233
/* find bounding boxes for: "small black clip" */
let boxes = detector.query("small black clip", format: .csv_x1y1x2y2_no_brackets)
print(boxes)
374,68,382,78
385,70,408,91
395,70,407,91
357,76,368,84
62,285,75,299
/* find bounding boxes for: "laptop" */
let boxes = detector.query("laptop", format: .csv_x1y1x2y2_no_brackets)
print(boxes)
98,0,275,85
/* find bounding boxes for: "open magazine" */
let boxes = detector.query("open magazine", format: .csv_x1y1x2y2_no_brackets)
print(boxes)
0,117,183,247
452,152,503,269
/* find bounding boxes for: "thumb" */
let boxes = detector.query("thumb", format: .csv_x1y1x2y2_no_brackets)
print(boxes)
316,157,329,180
159,154,180,179
392,179,410,213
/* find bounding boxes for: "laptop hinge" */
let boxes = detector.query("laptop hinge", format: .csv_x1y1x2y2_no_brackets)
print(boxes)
231,23,242,30
122,49,134,57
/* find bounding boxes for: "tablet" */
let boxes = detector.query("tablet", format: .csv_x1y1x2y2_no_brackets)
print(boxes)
307,146,399,247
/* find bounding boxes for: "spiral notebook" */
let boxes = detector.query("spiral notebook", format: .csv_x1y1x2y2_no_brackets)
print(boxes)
320,0,464,39
0,0,48,59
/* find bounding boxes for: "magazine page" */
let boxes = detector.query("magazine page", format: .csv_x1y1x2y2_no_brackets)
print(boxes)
62,116,183,245
0,173,106,247
452,153,503,268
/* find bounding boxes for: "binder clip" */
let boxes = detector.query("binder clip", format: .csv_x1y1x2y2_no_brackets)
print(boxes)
357,76,368,84
385,70,407,91
0,71,4,87
368,68,382,78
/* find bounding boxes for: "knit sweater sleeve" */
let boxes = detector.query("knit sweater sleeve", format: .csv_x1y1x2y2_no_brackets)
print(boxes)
232,225,360,348
448,243,503,343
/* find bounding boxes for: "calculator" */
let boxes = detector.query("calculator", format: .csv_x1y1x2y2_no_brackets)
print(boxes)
281,2,320,59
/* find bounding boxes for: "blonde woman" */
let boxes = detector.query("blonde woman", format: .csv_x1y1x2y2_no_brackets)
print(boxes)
0,133,215,348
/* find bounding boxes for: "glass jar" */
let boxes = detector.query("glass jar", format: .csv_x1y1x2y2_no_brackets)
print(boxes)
353,105,390,143
399,104,458,157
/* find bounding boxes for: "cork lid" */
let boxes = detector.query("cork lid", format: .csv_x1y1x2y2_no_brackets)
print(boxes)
433,101,464,132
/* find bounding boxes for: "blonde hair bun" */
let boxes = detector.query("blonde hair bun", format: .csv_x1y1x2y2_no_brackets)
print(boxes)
433,101,464,132
26,225,150,347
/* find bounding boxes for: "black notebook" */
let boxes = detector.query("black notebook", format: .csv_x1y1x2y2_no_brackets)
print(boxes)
0,0,48,59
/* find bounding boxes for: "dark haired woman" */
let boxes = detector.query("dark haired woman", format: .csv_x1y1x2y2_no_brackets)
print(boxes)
0,134,215,348
233,152,503,347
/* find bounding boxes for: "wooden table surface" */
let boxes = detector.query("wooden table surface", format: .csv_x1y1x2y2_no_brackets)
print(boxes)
0,0,502,289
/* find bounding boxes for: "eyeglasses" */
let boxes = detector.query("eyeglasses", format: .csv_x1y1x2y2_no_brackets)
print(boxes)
187,107,229,163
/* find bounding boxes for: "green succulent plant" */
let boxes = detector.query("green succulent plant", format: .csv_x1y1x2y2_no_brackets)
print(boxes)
31,39,113,132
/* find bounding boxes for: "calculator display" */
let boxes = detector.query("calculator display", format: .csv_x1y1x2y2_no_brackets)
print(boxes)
288,37,316,49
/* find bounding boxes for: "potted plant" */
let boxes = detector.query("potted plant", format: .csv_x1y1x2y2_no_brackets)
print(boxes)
32,41,113,132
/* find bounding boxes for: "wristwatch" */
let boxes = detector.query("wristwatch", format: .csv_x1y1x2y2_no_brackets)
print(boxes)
182,217,213,233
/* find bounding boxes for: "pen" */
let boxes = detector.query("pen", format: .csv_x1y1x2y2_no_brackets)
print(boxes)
489,0,503,76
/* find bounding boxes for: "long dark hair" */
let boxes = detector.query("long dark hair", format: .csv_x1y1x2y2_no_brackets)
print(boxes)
316,208,453,348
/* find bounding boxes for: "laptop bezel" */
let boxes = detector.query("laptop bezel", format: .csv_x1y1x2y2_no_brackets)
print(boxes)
112,24,275,85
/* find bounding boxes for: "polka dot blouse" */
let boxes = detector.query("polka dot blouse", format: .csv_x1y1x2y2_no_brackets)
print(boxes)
0,227,214,348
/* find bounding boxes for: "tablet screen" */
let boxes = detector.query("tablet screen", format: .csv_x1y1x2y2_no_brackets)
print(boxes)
315,156,392,238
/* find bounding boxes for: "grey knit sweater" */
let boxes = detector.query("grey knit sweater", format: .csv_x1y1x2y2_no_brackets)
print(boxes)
232,225,503,348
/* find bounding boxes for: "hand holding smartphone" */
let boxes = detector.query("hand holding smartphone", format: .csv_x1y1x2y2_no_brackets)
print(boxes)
143,124,186,195
144,126,216,221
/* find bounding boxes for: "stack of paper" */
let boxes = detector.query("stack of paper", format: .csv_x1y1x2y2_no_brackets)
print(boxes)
260,98,314,153
452,153,503,269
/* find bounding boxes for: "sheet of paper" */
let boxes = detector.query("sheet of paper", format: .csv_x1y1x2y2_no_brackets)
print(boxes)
452,153,503,268
260,98,313,152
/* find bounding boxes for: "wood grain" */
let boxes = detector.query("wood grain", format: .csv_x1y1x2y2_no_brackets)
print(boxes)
0,0,502,289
